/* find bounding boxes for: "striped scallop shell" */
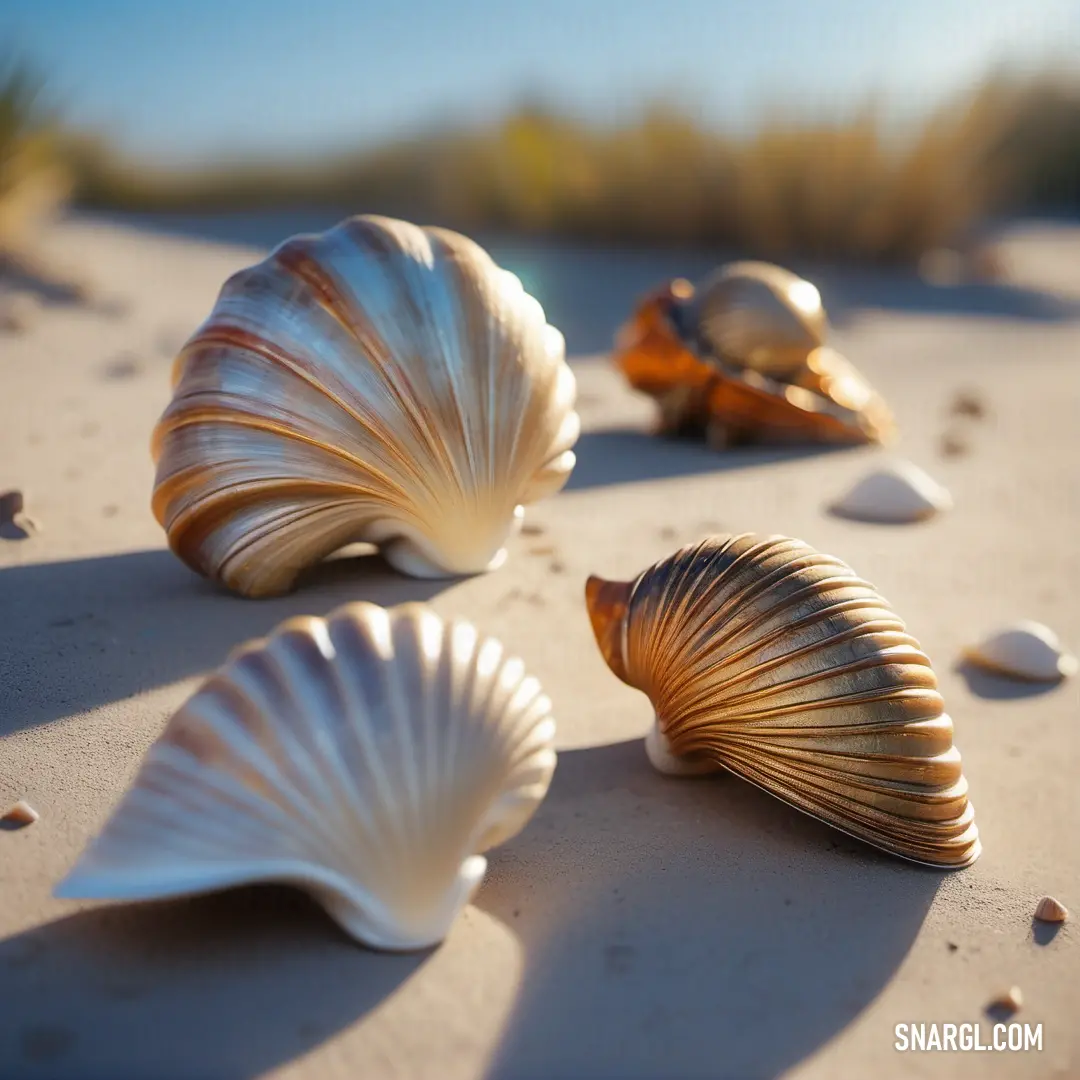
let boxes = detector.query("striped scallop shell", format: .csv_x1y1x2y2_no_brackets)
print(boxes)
585,534,980,868
55,602,557,951
152,215,579,597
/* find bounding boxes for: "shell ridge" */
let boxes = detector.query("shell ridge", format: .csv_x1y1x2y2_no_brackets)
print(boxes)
323,607,413,864
667,682,945,734
166,340,441,502
716,747,977,844
632,535,744,685
156,406,420,501
672,624,927,716
167,687,335,834
680,598,905,690
386,610,432,858
592,531,978,867
128,751,322,856
223,648,354,836
719,752,978,859
268,618,392,858
641,538,826,704
705,739,964,787
669,559,866,681
705,648,937,714
646,535,807,671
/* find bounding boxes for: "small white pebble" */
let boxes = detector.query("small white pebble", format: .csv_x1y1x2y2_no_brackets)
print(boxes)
1034,896,1068,923
2,800,39,828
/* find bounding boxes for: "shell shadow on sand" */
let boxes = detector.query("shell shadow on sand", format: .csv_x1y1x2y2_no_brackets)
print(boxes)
474,738,944,1080
0,548,456,739
0,888,430,1079
953,659,1067,700
564,429,850,491
0,739,944,1080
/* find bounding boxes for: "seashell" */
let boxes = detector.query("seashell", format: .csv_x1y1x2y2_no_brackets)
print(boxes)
151,215,579,598
55,601,557,951
612,267,894,448
963,621,1078,682
584,533,980,868
830,460,953,523
693,261,829,377
1,800,39,828
1034,896,1068,923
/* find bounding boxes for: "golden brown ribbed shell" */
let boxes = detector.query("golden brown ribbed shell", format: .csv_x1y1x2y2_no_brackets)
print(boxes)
694,261,829,376
585,533,980,868
612,266,895,448
151,215,579,598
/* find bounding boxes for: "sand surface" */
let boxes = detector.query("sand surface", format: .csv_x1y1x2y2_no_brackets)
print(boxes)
1,217,1078,1079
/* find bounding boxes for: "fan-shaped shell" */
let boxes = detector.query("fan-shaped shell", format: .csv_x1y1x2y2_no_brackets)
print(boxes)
55,602,557,951
585,534,980,868
152,215,580,597
611,270,894,448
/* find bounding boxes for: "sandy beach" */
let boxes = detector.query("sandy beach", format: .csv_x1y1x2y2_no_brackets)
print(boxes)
1,216,1078,1079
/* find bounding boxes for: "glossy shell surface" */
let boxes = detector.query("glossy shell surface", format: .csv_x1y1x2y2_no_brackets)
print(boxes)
152,215,579,597
612,269,895,448
56,601,558,950
585,533,980,868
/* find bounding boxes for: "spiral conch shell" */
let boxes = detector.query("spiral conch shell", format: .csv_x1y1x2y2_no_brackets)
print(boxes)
55,602,557,951
152,215,579,597
612,263,895,448
585,534,980,868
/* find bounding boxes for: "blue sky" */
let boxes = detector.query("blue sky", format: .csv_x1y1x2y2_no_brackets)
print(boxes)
3,0,1077,164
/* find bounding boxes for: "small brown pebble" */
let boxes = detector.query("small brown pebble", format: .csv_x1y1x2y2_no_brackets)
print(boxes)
950,390,986,420
521,522,545,537
102,353,142,380
988,987,1023,1015
947,941,959,952
102,504,119,518
549,561,565,574
2,800,39,828
659,526,678,541
1034,896,1068,923
0,490,40,540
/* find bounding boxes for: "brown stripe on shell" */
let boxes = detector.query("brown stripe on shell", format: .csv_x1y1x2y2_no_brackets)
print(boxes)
585,533,980,868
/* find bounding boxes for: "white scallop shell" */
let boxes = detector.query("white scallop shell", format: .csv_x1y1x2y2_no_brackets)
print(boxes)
831,460,952,523
964,621,1078,682
152,215,580,597
55,602,557,951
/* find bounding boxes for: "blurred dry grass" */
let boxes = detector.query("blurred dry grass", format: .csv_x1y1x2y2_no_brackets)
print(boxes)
20,66,1080,265
0,59,72,254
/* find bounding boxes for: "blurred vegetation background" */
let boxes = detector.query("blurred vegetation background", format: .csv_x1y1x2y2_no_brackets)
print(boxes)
3,55,1080,266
